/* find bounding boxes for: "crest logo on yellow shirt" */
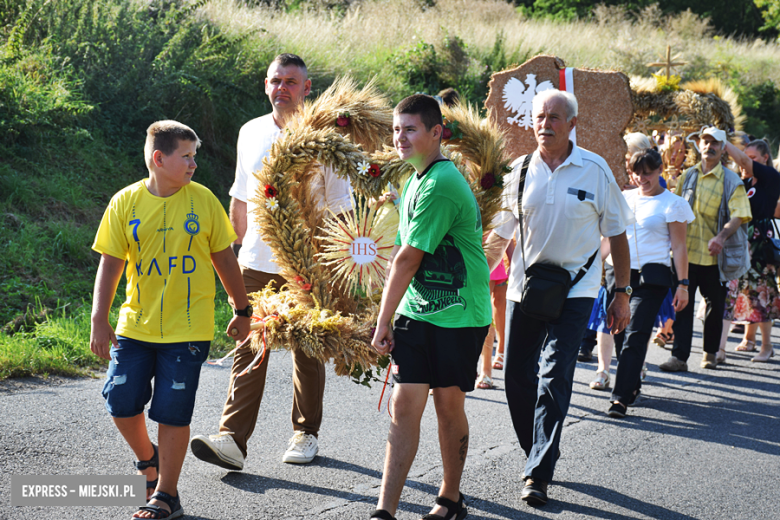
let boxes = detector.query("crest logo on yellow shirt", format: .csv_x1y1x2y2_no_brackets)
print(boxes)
184,212,200,236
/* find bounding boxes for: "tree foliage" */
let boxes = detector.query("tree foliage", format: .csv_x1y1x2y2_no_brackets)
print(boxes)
755,0,780,35
517,0,773,39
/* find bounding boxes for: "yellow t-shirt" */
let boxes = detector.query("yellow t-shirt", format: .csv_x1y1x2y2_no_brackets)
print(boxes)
92,180,236,343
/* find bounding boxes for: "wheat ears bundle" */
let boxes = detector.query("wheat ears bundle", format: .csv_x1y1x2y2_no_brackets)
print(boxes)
246,77,510,380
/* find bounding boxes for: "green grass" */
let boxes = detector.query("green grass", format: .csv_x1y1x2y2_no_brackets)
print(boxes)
0,302,104,379
3,0,780,380
0,284,238,380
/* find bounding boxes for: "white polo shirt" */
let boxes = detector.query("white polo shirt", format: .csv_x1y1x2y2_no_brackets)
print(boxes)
493,144,634,302
229,114,353,273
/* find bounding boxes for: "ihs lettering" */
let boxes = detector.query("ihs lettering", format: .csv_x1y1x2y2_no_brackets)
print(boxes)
351,242,377,256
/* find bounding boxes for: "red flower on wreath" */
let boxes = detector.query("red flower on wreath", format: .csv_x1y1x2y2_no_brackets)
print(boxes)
480,173,496,190
293,275,312,291
442,119,462,140
336,111,351,127
368,164,381,178
264,184,278,198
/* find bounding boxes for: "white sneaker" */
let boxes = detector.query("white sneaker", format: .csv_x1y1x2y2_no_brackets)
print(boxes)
190,433,245,471
282,431,318,464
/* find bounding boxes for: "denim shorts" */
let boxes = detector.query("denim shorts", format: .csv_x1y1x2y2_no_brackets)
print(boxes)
102,336,210,426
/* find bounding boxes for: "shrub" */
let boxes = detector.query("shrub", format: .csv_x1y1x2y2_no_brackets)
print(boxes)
0,47,93,144
733,80,780,146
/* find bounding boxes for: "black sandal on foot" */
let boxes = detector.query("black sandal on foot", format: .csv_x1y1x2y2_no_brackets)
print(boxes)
607,402,627,418
132,490,183,519
422,492,467,520
370,509,397,520
134,443,159,496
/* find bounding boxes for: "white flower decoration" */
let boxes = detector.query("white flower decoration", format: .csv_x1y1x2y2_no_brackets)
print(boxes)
357,160,370,176
265,198,279,211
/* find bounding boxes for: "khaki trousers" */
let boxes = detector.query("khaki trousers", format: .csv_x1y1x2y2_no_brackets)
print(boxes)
218,267,326,457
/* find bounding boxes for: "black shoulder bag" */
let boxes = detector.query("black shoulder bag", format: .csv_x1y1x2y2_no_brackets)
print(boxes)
761,219,780,266
517,154,599,321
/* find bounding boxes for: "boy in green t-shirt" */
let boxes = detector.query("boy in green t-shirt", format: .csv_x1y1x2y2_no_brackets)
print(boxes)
90,120,252,519
370,95,491,520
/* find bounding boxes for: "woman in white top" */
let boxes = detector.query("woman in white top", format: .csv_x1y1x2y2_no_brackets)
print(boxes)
603,149,695,417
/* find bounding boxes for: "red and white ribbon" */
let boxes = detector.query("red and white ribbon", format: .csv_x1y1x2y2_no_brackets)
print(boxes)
559,68,577,146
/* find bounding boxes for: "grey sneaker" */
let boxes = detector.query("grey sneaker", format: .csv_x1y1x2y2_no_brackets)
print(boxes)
190,433,245,471
700,352,717,369
659,356,688,372
282,431,318,464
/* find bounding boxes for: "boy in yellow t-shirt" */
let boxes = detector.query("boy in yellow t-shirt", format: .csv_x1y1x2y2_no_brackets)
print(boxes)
90,120,252,520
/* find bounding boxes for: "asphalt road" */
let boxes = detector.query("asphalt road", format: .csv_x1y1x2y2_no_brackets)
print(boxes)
2,309,779,520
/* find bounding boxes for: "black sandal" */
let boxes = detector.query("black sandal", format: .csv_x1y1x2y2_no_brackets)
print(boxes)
607,401,628,418
132,490,183,519
370,510,397,520
134,443,158,496
422,492,468,520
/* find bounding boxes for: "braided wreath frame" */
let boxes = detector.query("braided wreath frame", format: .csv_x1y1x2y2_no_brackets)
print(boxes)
248,78,511,378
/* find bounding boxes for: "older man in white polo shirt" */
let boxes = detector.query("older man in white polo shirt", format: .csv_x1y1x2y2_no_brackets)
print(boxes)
485,89,634,506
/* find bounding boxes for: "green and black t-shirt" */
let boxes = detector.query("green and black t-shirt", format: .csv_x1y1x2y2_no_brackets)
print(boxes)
395,160,491,328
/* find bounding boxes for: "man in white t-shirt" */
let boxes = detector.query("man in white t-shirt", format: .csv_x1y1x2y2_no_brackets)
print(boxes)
190,54,352,470
484,90,634,506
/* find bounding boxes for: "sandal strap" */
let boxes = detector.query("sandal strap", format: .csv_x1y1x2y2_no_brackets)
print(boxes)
422,492,466,519
134,443,158,471
149,490,180,511
434,492,464,511
370,509,396,520
133,504,171,519
146,478,159,490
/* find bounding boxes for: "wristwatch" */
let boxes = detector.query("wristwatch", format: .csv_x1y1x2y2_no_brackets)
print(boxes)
234,304,254,318
615,286,633,296
678,279,690,286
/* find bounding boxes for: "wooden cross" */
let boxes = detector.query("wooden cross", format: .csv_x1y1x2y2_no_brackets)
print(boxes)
647,45,686,80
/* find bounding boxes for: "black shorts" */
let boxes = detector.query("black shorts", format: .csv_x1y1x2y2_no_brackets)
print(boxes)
391,314,489,393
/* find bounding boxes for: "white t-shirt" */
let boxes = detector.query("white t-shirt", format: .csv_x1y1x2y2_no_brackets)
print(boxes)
229,114,353,273
613,189,695,270
493,145,635,302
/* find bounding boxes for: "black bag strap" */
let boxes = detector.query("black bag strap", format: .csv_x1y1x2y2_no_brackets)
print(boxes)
516,153,598,287
770,219,780,248
573,249,599,286
517,154,532,273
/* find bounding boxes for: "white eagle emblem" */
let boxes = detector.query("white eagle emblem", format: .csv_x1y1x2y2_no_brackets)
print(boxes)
502,74,555,129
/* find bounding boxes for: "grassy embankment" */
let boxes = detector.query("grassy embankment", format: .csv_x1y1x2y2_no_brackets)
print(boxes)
2,0,780,380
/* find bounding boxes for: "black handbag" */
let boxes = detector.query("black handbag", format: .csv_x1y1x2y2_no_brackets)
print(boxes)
761,219,780,266
638,263,674,288
516,154,599,321
632,198,674,288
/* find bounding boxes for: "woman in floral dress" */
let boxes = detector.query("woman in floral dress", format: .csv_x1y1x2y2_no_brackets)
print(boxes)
722,139,780,363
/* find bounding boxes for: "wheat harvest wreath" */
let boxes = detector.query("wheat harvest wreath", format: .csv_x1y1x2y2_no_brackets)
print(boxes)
236,78,510,383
